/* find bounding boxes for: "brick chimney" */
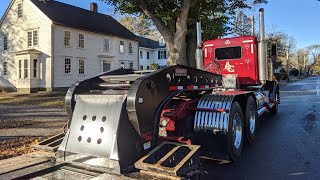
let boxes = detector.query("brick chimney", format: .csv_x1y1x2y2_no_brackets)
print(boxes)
90,2,98,13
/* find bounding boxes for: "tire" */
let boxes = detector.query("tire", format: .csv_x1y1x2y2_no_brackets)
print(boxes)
270,86,279,114
245,96,258,144
227,101,244,162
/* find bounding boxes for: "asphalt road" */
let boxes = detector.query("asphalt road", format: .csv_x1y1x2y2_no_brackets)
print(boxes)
203,77,320,179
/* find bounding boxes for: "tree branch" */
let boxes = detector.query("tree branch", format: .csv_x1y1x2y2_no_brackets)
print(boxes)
135,0,173,42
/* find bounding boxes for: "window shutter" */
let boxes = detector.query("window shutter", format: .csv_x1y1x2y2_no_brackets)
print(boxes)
0,36,3,50
158,51,160,59
164,50,167,59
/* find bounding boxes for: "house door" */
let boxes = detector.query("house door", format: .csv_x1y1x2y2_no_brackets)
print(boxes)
101,61,111,72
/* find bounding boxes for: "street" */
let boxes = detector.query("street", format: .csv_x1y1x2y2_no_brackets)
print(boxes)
203,77,320,179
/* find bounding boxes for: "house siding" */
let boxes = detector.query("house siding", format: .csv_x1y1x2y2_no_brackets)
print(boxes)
0,0,139,91
139,47,167,70
0,0,52,90
53,25,139,88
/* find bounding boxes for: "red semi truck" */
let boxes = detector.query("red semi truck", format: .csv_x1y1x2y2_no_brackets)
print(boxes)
0,8,279,180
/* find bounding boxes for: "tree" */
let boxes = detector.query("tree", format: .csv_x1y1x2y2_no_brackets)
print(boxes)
307,45,320,73
101,0,267,66
265,30,296,71
119,15,160,37
232,11,252,36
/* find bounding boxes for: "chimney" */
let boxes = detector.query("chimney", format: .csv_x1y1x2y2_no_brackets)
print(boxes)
90,2,98,13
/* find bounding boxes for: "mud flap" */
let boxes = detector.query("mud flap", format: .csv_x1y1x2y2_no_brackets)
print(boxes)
57,94,141,173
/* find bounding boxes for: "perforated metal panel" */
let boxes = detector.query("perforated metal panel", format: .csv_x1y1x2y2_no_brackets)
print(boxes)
64,94,126,159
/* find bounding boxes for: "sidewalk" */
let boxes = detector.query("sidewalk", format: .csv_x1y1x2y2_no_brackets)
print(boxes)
278,76,305,86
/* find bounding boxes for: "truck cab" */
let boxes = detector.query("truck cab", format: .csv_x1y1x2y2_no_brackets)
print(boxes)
203,36,259,86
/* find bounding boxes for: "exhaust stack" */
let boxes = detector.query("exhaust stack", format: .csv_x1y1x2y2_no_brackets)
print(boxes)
196,21,203,69
258,8,267,83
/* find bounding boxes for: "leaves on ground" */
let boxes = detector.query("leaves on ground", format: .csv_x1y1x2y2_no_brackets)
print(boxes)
0,137,46,160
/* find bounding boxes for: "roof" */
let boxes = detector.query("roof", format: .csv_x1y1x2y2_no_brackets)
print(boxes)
14,49,42,55
30,0,138,41
138,36,166,49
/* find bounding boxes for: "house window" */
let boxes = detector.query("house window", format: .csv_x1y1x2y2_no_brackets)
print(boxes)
33,59,38,78
65,58,71,74
3,62,8,76
140,51,143,58
147,51,150,59
102,62,110,72
27,30,38,47
28,31,32,47
17,3,22,18
120,61,125,68
78,59,85,74
120,41,124,53
129,62,133,69
103,38,109,52
140,65,143,70
129,42,133,54
147,66,150,70
4,36,8,50
24,59,28,78
18,60,22,79
33,30,38,46
158,50,166,59
64,31,71,47
78,33,84,48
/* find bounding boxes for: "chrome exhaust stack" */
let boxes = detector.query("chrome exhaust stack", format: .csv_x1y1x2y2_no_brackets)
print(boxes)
196,21,203,70
258,8,267,83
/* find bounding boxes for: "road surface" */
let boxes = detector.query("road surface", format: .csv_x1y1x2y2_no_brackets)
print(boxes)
203,77,320,179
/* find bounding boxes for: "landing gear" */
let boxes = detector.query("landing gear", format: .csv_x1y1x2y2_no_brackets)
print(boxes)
245,96,258,144
227,101,244,161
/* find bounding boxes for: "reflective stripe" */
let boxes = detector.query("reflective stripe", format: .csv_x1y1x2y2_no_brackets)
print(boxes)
169,86,184,90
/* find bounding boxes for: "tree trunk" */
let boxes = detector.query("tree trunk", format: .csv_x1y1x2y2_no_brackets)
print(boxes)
186,32,197,68
186,1,200,68
137,0,195,66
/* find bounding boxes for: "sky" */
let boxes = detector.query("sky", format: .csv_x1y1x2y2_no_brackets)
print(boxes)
0,0,319,49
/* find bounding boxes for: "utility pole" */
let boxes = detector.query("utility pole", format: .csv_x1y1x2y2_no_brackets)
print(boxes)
286,44,290,81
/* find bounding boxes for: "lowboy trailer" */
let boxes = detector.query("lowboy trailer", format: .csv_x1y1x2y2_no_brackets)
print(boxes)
0,8,279,180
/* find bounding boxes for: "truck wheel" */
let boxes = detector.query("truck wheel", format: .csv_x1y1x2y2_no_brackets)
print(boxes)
270,88,279,114
245,96,258,144
227,101,244,161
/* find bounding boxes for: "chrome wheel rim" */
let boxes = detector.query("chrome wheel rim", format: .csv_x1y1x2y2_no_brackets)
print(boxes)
249,105,256,134
232,113,242,149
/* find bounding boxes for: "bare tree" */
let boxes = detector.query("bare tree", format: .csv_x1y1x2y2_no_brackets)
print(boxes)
307,45,320,74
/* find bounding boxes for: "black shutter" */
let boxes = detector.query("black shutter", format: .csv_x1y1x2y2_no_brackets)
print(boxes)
158,51,160,59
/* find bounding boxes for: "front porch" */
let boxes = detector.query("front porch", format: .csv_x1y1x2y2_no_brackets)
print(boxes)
14,49,42,93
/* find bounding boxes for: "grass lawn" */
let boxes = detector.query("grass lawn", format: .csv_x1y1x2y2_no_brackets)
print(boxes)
0,92,66,108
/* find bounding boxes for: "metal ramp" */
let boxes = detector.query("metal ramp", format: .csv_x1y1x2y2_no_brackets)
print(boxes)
134,142,201,179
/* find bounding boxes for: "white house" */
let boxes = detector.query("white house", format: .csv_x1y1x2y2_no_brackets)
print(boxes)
0,0,139,93
138,36,167,70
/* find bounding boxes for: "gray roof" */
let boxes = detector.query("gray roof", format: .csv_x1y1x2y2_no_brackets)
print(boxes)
30,0,138,41
138,36,166,49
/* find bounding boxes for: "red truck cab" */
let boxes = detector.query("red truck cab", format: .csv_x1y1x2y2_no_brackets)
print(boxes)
203,36,259,86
